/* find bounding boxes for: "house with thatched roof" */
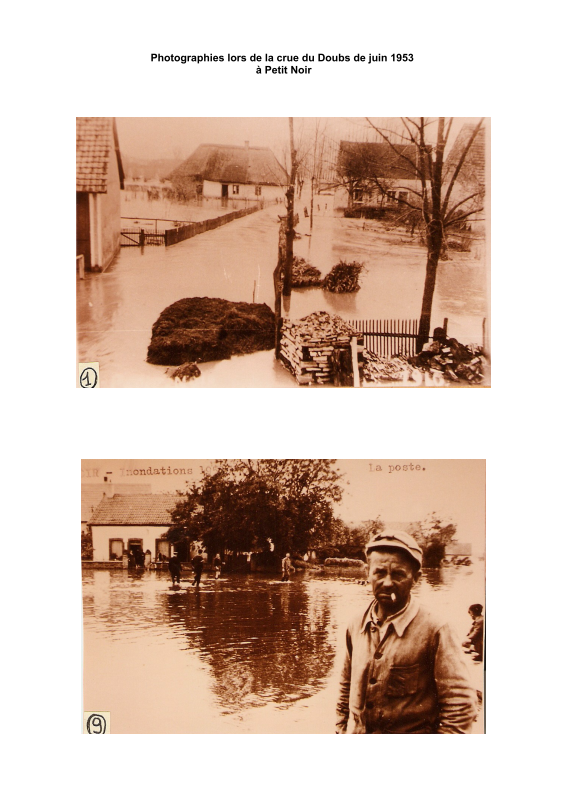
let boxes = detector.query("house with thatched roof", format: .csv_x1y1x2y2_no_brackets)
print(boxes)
76,117,124,272
88,493,180,562
169,142,287,206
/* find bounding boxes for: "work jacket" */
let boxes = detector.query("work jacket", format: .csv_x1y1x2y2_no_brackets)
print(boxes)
336,596,477,734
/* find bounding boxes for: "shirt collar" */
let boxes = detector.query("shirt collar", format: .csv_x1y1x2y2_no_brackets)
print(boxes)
361,594,420,637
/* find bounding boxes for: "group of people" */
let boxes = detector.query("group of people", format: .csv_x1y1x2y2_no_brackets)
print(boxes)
168,551,223,588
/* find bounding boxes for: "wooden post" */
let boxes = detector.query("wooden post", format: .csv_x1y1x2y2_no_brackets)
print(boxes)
351,337,360,388
443,317,448,337
77,254,85,280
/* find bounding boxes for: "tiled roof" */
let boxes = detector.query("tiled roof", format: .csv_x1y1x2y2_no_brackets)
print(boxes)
169,144,288,186
81,484,152,522
76,117,124,193
89,493,180,526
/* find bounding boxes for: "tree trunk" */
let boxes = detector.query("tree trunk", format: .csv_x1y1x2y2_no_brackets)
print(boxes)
417,219,443,351
282,117,297,312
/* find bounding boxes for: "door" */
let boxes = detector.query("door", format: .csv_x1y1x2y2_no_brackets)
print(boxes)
221,184,228,207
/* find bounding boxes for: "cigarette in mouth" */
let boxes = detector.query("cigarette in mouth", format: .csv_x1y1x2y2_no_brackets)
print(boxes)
391,593,397,602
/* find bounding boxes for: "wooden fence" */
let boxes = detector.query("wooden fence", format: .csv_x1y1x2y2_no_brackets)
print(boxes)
164,204,261,246
346,319,420,358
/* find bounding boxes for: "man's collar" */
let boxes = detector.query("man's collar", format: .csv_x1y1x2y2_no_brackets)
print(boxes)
361,594,420,637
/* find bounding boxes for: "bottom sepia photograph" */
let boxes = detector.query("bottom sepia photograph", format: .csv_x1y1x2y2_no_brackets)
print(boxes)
81,459,485,734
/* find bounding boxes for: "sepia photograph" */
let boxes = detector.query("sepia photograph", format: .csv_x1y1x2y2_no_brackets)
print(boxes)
77,117,489,388
82,459,485,733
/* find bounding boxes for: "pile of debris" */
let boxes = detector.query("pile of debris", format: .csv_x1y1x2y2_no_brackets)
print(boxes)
279,311,363,385
167,362,201,382
322,260,364,293
292,256,322,288
147,297,275,365
362,351,412,383
410,336,487,384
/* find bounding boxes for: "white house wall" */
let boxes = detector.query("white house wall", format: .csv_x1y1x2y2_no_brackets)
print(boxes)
203,179,283,202
91,525,170,560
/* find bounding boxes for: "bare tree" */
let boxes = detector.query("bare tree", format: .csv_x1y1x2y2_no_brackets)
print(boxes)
364,117,485,350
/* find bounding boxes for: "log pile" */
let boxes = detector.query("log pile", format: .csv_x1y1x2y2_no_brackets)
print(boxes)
322,260,364,293
362,351,411,383
279,311,363,385
292,256,322,288
410,337,487,384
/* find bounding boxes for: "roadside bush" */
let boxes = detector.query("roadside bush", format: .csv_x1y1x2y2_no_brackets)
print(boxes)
324,557,366,568
322,260,364,293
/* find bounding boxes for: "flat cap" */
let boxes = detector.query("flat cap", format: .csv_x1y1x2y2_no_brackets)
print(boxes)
365,529,423,568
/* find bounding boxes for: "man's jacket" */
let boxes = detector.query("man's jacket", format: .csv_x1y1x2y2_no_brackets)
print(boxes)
336,596,477,733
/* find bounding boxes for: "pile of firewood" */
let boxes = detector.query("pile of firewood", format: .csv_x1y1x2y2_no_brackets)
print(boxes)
279,311,363,385
322,260,364,293
410,337,487,384
362,351,412,382
291,256,322,288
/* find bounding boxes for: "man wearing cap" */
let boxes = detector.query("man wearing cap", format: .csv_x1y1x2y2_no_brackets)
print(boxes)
336,530,477,734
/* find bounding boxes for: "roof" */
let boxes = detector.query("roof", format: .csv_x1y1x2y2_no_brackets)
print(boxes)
89,493,179,526
169,144,288,187
338,141,423,181
445,124,485,186
76,117,125,193
81,484,152,522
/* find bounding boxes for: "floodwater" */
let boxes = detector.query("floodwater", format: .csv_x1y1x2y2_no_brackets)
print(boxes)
82,562,485,733
77,205,487,387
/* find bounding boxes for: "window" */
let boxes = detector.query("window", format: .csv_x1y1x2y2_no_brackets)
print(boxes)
109,539,124,560
232,185,239,195
255,186,262,196
397,191,409,204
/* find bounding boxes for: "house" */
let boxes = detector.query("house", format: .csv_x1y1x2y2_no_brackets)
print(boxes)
76,117,124,272
168,142,287,206
81,483,151,536
335,141,426,210
88,493,180,562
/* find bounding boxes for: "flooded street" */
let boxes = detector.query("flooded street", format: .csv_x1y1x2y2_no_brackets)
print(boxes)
77,206,487,387
83,562,485,733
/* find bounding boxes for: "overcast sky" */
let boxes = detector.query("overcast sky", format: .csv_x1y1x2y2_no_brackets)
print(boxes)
115,118,483,166
82,459,485,553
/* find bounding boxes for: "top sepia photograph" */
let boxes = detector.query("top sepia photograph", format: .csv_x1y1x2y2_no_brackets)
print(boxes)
76,117,489,388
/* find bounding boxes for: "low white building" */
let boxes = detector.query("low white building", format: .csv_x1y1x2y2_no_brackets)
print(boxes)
169,142,287,206
89,493,180,562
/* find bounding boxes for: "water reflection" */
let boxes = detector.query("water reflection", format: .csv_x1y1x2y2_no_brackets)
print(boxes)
164,579,334,712
83,563,484,732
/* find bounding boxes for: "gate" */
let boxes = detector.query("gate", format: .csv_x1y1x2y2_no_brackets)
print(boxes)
120,228,165,247
346,319,419,358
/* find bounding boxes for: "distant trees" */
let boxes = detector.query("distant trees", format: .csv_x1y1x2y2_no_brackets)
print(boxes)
408,513,457,567
81,528,93,560
166,460,344,560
